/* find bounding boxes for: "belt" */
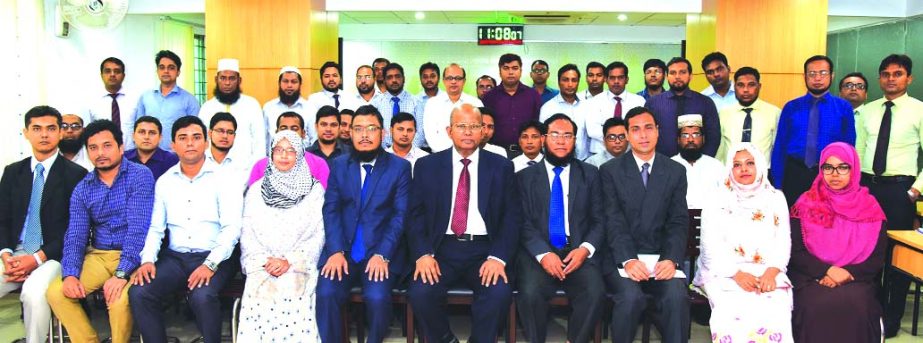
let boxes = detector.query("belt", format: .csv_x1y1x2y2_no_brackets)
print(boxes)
861,173,916,184
445,234,490,242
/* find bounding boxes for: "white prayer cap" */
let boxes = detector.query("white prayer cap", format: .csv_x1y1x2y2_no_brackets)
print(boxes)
279,66,301,76
217,58,240,73
677,114,703,128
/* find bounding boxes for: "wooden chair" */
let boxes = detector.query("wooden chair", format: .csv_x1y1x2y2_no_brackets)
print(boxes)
399,287,516,343
345,287,413,343
547,289,604,343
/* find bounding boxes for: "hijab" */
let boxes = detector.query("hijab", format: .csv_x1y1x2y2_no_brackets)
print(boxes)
720,143,777,209
261,131,317,209
792,142,886,266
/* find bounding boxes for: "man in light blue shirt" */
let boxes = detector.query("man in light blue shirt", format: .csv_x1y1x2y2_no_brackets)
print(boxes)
372,63,424,148
134,50,201,152
700,52,737,111
128,116,243,343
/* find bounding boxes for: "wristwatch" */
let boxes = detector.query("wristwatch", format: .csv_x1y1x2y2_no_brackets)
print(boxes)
114,270,129,280
203,260,218,272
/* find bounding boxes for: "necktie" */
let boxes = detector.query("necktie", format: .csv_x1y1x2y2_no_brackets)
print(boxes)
391,96,400,116
641,162,650,188
450,158,471,237
549,166,567,249
22,163,45,253
350,164,373,263
804,97,821,167
613,96,623,119
873,101,895,176
109,93,121,129
527,161,537,166
333,94,340,109
741,108,754,142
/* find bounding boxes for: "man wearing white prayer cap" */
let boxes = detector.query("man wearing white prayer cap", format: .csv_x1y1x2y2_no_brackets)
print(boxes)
198,58,267,171
263,66,313,146
670,113,725,209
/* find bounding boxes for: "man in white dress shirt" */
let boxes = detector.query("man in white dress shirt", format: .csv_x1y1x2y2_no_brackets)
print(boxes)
263,66,312,147
581,61,606,100
541,64,589,159
198,58,266,164
511,120,545,172
583,61,646,156
372,57,390,97
417,62,440,102
87,57,137,147
423,64,484,153
353,65,378,108
670,114,724,209
386,112,429,170
700,52,737,111
307,61,355,141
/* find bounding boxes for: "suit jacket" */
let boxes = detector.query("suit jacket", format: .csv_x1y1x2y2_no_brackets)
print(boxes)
517,159,604,264
0,156,88,261
599,153,688,272
408,149,521,263
321,151,411,272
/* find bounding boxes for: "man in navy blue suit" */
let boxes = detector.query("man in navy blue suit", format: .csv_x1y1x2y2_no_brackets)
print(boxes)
317,105,411,343
407,103,521,343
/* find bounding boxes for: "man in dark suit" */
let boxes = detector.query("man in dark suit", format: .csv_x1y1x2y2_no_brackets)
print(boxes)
516,113,605,343
600,106,690,343
317,105,411,343
0,105,87,343
408,103,520,343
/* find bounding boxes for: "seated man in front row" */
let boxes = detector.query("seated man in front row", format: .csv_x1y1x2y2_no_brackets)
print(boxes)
408,104,520,343
600,106,690,343
128,116,244,343
516,113,605,343
47,120,155,343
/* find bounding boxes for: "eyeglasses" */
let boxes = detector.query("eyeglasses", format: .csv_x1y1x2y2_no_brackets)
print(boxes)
821,163,851,175
806,70,830,78
605,133,626,142
842,82,866,90
356,75,374,80
60,123,83,131
444,76,465,82
351,125,381,134
452,123,483,132
531,68,548,74
680,132,702,139
212,129,236,136
645,70,663,76
272,147,297,156
546,132,575,141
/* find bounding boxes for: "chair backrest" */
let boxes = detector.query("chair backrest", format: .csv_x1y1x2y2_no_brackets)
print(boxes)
685,208,703,276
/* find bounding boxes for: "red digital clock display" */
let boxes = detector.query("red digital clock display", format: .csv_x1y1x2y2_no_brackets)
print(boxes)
477,25,524,45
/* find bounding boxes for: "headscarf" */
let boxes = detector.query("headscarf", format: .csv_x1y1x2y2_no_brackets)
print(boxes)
720,142,777,209
261,131,317,209
792,142,886,266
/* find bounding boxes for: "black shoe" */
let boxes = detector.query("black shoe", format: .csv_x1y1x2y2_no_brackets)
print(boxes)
10,338,26,343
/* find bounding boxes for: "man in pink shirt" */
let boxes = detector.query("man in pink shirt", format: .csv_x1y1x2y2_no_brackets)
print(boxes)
247,111,329,188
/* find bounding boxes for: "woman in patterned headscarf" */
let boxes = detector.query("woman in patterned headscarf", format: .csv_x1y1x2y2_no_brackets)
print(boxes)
694,142,793,343
237,130,325,341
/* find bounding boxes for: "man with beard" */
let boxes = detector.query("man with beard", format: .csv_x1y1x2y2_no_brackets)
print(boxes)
373,57,390,97
531,60,559,105
839,72,869,114
46,120,154,343
134,50,200,152
339,108,355,146
645,57,720,157
478,107,510,158
670,115,724,209
417,62,440,102
263,66,312,146
306,105,350,161
307,61,355,142
582,61,606,100
87,57,136,147
205,112,251,184
700,52,737,111
59,114,93,171
584,117,630,168
124,116,179,181
716,67,781,163
198,58,266,164
637,59,667,100
371,63,424,148
423,63,483,153
541,64,589,159
354,65,378,107
482,53,543,155
476,75,496,100
511,120,545,172
317,105,411,343
770,55,855,205
583,61,646,158
386,112,429,171
516,113,605,343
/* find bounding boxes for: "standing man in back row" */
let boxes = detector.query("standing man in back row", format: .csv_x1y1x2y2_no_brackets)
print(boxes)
482,53,543,156
700,52,737,111
645,57,720,158
263,66,312,147
134,50,201,152
372,63,424,148
198,58,266,164
87,57,137,147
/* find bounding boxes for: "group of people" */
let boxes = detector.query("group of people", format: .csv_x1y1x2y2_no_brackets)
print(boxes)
0,47,920,343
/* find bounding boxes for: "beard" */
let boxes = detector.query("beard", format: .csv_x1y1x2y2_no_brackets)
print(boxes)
647,82,664,90
807,85,830,96
352,146,383,162
214,86,242,104
59,138,82,154
323,83,339,93
358,83,373,95
738,98,757,107
670,82,688,93
211,141,231,153
95,160,120,172
279,88,301,105
544,150,574,167
679,145,703,162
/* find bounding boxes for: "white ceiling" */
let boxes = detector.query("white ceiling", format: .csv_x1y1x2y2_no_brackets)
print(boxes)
340,11,687,26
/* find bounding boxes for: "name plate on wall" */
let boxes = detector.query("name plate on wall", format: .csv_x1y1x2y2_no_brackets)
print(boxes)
477,25,524,45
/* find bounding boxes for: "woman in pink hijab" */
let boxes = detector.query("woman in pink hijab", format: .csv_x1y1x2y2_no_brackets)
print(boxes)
789,142,887,342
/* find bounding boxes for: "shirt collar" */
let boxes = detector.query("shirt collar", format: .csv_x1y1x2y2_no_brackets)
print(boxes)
169,159,217,180
553,93,579,106
451,147,481,165
275,97,307,108
543,158,568,172
632,152,655,172
31,151,59,173
89,158,131,185
323,89,339,97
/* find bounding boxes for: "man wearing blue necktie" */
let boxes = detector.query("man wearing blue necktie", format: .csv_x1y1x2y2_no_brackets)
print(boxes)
372,63,424,149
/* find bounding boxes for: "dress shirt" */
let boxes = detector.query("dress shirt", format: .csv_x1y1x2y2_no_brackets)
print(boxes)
637,87,666,101
645,90,721,157
205,148,252,188
123,148,179,181
306,140,351,161
86,90,138,148
67,148,94,171
540,94,589,159
422,92,483,153
534,86,559,105
716,99,781,164
701,83,737,111
305,90,360,143
670,154,725,209
352,92,377,108
140,160,243,264
584,90,646,156
62,161,154,278
512,153,544,172
371,90,424,147
856,93,923,191
199,94,267,164
580,89,603,101
134,86,201,152
482,143,508,158
534,160,596,262
416,90,439,104
632,152,655,174
9,153,59,250
385,145,429,171
359,158,377,185
262,97,313,145
445,148,487,236
481,82,543,147
583,151,617,168
769,92,855,188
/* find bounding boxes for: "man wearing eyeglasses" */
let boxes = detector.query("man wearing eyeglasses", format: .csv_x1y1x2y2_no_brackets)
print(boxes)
701,52,737,111
530,60,559,105
205,112,250,185
317,104,411,343
198,58,266,164
584,117,629,168
476,75,496,100
353,65,379,107
59,114,93,171
671,115,724,210
306,105,351,161
638,59,667,101
855,54,923,338
716,67,781,164
423,64,484,153
770,55,855,206
838,72,869,113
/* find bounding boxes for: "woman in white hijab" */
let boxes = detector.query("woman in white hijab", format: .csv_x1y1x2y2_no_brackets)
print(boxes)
693,142,793,343
237,130,325,341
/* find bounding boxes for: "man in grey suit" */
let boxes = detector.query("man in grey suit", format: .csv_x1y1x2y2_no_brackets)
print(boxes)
515,113,605,343
600,106,689,343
